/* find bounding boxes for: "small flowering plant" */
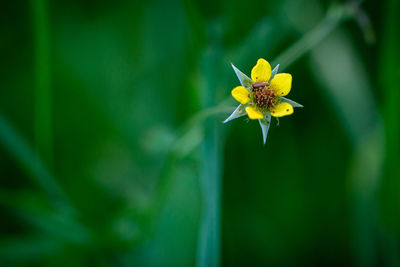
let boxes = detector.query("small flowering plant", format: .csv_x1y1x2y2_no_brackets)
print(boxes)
224,58,303,143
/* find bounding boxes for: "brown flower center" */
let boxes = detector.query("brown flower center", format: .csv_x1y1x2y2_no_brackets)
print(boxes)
251,81,276,108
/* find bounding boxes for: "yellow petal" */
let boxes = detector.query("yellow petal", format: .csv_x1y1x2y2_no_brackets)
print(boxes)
269,102,294,117
270,73,292,96
231,86,250,104
246,106,264,120
251,58,271,82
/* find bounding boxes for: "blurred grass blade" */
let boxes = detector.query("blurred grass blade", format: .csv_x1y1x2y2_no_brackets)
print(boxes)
272,5,348,69
310,29,383,267
379,0,400,264
31,0,53,167
0,114,70,209
0,189,88,244
196,41,222,267
227,17,286,66
310,30,380,141
379,0,400,227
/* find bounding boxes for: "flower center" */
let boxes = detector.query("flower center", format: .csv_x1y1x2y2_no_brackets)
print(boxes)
251,81,276,108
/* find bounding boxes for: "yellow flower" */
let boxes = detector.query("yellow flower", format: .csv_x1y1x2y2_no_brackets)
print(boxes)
224,58,303,143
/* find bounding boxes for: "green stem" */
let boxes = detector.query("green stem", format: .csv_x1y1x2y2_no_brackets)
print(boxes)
196,47,222,267
32,0,53,168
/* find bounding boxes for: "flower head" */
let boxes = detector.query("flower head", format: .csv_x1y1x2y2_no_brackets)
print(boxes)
224,58,303,143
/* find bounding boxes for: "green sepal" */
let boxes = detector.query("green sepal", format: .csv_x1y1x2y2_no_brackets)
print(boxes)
269,64,280,82
231,63,253,89
223,104,247,123
281,97,303,108
258,113,272,144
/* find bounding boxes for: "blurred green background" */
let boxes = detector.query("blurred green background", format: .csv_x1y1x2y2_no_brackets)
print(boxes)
1,0,399,266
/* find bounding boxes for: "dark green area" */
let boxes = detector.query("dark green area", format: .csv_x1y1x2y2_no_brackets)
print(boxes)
1,0,399,266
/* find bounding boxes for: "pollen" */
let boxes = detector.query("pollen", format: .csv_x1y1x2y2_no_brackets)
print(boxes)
252,82,276,108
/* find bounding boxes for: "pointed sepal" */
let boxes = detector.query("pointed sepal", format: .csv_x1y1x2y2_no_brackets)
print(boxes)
269,64,280,81
223,104,247,123
258,113,272,144
231,63,253,89
281,97,303,108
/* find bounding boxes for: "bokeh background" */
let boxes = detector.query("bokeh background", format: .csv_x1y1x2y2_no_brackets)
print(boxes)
1,0,399,266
